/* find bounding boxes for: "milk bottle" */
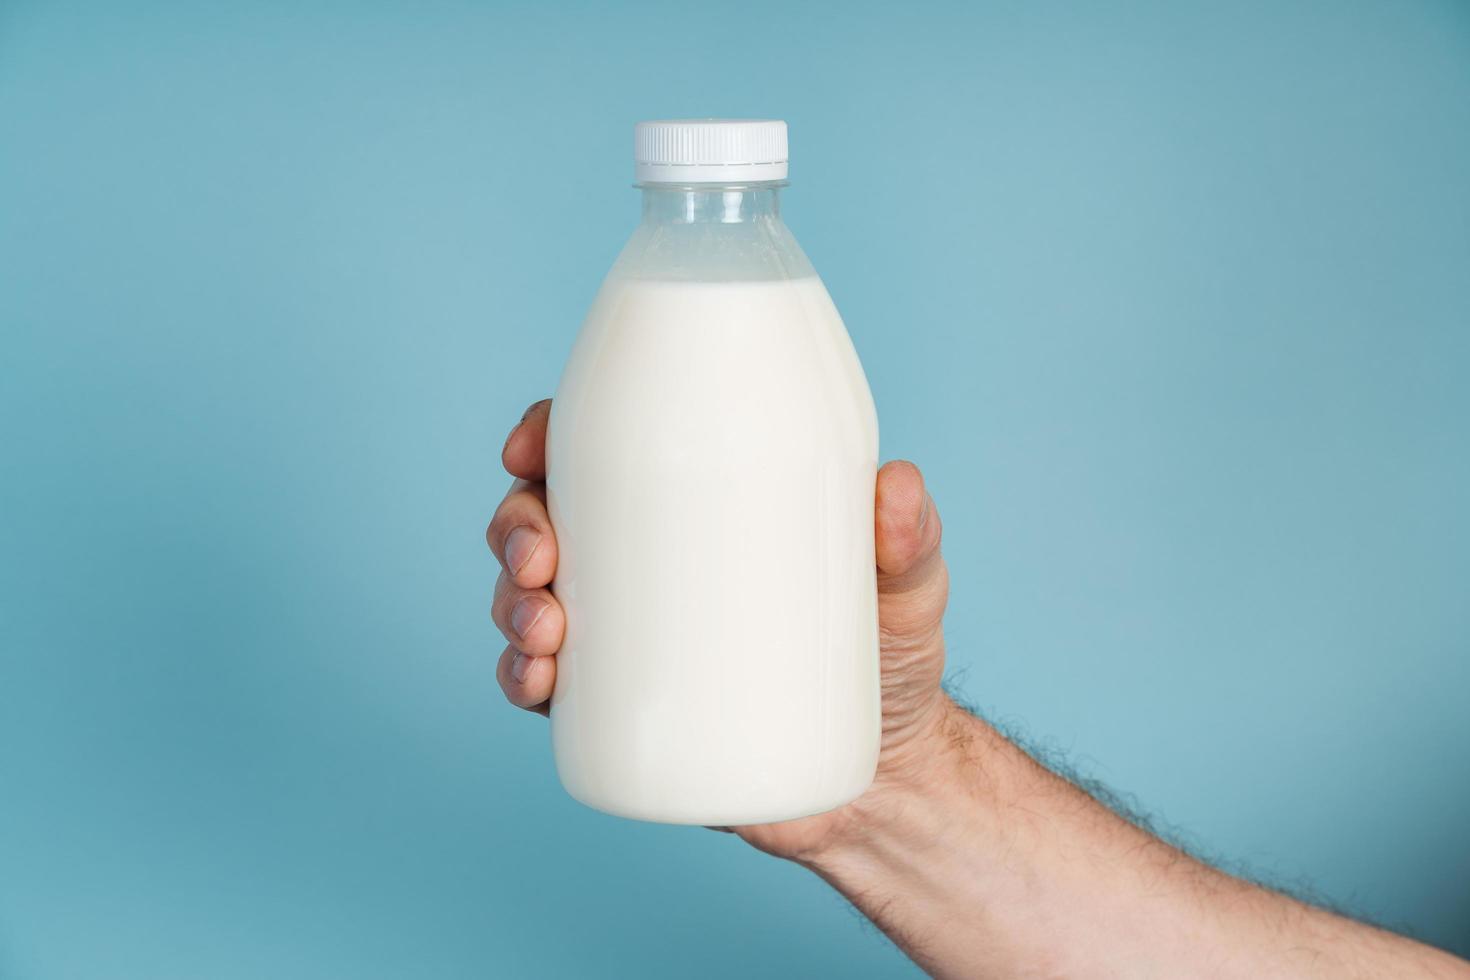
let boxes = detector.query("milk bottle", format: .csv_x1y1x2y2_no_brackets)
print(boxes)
546,120,880,824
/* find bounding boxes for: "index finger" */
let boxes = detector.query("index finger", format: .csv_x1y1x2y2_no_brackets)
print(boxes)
502,399,551,482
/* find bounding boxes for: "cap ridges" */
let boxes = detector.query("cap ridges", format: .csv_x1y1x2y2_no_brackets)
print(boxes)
634,119,789,184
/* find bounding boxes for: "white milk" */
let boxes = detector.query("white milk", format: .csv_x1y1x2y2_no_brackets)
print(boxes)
544,120,880,825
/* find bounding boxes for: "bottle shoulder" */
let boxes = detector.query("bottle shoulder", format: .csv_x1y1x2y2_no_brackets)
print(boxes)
551,274,877,464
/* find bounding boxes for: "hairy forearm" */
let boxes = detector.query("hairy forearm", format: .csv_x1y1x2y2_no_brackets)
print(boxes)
800,698,1468,979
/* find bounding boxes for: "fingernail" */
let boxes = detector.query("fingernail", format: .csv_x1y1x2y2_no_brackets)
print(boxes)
503,526,542,574
510,595,547,638
917,493,930,531
511,652,533,683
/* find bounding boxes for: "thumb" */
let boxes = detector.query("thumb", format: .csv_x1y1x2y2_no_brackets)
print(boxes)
875,461,948,648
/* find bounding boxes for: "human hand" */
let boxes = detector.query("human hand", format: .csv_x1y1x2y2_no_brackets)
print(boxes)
488,398,960,861
491,399,1470,980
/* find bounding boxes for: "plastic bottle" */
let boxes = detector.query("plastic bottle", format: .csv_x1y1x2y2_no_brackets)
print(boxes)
546,119,880,824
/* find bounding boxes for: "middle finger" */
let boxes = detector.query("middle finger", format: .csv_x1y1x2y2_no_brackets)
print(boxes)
492,572,566,657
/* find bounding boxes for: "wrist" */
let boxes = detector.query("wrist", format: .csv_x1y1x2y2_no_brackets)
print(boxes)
795,697,1059,979
802,695,1015,875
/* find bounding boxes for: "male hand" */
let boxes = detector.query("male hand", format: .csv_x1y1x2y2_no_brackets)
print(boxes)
488,400,1470,979
487,398,962,859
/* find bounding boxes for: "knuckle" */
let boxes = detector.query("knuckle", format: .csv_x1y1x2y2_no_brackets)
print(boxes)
486,513,512,555
491,578,517,626
878,567,950,639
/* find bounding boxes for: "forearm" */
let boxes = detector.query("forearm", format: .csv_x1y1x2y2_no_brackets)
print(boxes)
801,698,1468,979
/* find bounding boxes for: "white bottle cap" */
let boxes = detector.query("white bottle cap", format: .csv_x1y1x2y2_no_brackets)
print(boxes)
634,119,789,184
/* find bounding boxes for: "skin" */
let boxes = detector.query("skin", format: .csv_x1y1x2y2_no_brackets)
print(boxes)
489,398,1470,979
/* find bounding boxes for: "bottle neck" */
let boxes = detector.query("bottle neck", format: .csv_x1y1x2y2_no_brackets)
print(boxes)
639,184,784,225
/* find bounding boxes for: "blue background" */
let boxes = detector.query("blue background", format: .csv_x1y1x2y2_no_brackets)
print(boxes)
3,1,1468,976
